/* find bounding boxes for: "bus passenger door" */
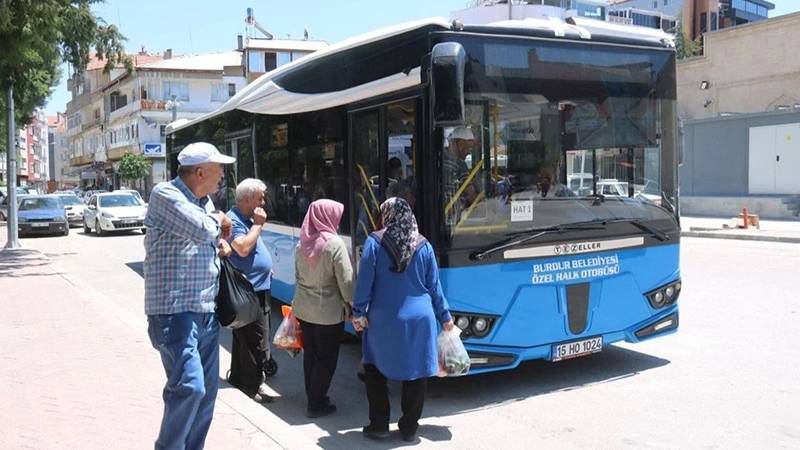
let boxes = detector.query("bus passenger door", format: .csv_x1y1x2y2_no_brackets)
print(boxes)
349,109,382,262
348,98,419,268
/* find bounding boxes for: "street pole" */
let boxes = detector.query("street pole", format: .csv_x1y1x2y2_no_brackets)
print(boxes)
6,85,20,249
171,94,177,123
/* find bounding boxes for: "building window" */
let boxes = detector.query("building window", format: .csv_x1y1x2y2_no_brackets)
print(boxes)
653,0,657,8
162,81,189,101
663,0,669,5
248,51,265,72
228,83,237,97
109,91,128,112
211,83,228,102
265,52,277,72
159,125,166,137
700,12,708,33
277,52,292,67
291,51,311,61
711,12,718,30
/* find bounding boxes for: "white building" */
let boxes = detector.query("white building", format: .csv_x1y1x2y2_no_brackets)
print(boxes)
242,38,328,83
452,0,610,24
101,51,247,190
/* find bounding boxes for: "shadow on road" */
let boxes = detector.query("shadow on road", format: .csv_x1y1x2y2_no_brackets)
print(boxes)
214,299,670,449
126,261,144,277
0,248,64,278
81,229,145,238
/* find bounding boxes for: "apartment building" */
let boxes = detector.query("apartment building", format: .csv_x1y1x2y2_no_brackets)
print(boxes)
65,52,162,190
47,113,73,190
100,51,247,190
609,0,774,40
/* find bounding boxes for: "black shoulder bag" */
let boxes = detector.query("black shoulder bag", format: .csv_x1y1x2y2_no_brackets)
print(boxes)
216,258,261,329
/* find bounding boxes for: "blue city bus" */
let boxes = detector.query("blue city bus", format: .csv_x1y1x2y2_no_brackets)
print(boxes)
168,17,681,375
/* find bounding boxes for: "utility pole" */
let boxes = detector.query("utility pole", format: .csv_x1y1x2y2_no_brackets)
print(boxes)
5,85,20,249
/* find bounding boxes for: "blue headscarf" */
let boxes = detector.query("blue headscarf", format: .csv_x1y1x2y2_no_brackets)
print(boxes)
378,197,425,272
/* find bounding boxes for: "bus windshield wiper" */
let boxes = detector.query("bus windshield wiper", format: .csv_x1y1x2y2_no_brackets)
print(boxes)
470,220,608,261
470,218,669,261
628,219,669,241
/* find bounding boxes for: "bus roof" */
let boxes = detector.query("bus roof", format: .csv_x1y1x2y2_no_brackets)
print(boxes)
169,16,673,134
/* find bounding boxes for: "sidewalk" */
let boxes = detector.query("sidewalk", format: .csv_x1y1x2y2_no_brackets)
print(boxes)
0,245,287,449
680,215,800,243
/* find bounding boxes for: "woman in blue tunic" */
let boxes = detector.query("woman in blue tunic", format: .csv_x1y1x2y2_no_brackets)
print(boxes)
352,197,453,442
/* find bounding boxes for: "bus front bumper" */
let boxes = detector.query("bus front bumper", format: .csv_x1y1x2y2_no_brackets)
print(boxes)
461,306,679,375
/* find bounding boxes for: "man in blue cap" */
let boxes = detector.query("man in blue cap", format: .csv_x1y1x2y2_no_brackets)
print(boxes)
143,142,235,450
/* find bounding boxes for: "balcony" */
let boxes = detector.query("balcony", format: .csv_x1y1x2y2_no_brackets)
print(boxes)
109,99,169,122
69,155,94,166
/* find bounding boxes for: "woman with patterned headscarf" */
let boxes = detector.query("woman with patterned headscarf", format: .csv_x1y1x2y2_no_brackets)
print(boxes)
352,197,454,442
292,199,353,418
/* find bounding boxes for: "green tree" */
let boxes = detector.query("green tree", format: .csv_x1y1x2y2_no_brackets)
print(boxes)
118,152,151,182
0,0,131,153
675,22,702,60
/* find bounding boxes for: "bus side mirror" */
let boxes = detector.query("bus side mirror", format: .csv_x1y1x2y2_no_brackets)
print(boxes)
431,42,466,127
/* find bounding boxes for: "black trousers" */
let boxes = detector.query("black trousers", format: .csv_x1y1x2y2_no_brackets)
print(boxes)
363,363,427,435
298,320,343,411
228,290,271,396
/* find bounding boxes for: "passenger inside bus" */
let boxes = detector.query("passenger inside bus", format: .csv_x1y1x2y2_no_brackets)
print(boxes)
443,126,480,227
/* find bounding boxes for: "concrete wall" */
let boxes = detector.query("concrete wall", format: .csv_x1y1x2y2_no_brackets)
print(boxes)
681,110,800,196
677,12,800,121
680,110,800,218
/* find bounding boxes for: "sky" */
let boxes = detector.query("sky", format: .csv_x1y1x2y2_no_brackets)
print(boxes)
44,0,471,115
43,0,799,116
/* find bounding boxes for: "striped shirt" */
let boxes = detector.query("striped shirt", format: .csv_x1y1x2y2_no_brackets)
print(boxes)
143,177,222,315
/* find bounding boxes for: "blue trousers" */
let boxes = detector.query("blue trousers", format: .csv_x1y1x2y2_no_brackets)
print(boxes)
148,312,220,450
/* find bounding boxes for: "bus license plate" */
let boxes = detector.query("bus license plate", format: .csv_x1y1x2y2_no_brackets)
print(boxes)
551,336,603,362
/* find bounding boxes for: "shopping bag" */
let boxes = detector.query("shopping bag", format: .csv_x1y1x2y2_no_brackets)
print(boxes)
436,326,471,377
215,258,261,329
272,305,303,357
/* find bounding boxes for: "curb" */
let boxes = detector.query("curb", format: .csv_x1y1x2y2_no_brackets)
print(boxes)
680,230,800,244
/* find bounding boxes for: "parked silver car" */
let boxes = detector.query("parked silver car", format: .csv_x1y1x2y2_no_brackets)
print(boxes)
55,193,88,227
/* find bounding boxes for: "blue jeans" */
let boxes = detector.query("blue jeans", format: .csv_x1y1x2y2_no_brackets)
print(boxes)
148,312,220,450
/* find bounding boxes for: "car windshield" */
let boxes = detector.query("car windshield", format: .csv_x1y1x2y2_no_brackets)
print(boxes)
58,195,83,206
99,195,140,207
20,197,62,210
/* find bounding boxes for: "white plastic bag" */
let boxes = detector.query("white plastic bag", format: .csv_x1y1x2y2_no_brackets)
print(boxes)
437,326,471,377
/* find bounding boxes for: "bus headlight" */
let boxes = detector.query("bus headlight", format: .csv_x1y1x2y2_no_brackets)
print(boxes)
645,279,682,309
450,311,498,339
473,317,488,333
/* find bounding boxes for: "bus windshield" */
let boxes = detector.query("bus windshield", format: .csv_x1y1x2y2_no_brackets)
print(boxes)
438,35,677,250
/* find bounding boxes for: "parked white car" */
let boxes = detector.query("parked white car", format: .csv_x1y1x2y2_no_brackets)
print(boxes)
596,179,629,197
55,193,87,227
115,189,146,205
83,192,147,235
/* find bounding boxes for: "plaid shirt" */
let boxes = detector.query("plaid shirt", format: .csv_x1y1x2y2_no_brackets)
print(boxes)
144,177,221,315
